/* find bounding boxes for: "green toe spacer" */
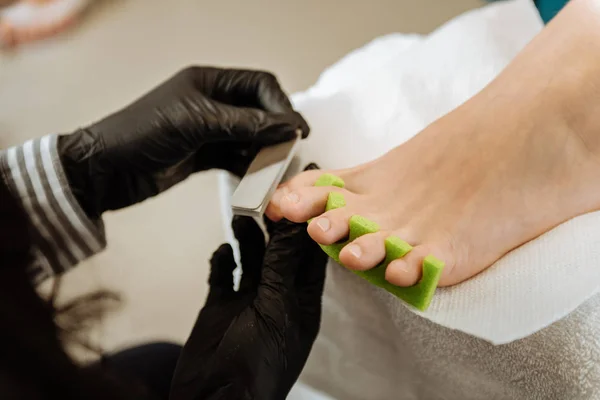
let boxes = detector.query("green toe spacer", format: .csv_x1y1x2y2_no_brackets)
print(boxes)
314,173,345,188
313,173,445,311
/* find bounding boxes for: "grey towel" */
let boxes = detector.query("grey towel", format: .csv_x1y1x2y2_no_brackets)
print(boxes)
301,265,600,399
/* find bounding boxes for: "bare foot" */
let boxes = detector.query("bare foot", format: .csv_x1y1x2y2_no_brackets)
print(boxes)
267,71,600,287
0,0,90,47
268,0,600,288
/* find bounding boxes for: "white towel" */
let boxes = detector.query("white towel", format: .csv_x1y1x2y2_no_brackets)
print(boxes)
288,0,600,346
219,0,600,398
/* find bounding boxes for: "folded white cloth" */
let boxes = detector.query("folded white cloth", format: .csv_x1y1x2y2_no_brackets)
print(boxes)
220,0,600,398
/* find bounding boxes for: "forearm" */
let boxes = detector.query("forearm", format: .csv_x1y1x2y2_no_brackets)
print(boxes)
0,134,106,284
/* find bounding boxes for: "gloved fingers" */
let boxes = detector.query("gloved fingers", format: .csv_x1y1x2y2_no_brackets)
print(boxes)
208,244,237,292
193,142,258,177
202,102,309,143
184,67,310,138
295,228,328,287
232,216,266,291
259,219,312,295
295,238,328,315
213,69,294,114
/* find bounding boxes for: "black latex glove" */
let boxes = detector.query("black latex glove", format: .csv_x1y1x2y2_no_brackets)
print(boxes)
58,67,309,219
170,215,328,400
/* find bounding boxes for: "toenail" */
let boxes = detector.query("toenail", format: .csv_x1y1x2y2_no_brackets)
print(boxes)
346,244,362,259
387,261,411,277
272,187,288,203
316,217,330,232
285,192,299,204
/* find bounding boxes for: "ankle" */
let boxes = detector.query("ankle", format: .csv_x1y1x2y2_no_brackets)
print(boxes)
555,76,600,160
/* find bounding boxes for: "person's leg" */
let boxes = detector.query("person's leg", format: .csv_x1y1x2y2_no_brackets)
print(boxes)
89,342,182,400
0,0,91,47
267,0,600,287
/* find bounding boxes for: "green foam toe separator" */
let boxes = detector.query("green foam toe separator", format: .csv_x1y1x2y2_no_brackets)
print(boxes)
314,173,345,188
313,174,445,311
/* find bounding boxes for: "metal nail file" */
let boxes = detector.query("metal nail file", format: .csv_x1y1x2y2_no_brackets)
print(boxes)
231,130,302,217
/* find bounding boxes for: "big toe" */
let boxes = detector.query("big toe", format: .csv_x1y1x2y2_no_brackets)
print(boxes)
265,169,324,221
279,185,351,223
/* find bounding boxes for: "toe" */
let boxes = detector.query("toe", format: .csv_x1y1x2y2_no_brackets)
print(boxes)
2,0,86,46
279,185,349,223
285,169,326,189
339,232,387,271
307,207,352,244
385,245,432,287
265,185,290,221
266,170,324,221
436,250,460,287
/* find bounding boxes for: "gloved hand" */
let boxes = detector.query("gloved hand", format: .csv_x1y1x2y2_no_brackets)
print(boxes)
170,213,328,399
58,67,309,219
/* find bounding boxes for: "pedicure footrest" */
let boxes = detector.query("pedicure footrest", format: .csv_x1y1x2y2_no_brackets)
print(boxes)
312,173,444,311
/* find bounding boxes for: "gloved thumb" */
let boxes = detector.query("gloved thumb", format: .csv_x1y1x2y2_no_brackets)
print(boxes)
258,219,309,299
208,244,237,293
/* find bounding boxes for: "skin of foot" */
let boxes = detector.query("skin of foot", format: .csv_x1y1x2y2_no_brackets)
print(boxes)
0,0,86,47
266,0,600,287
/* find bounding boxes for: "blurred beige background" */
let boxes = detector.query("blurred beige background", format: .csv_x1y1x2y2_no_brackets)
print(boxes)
0,0,481,371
